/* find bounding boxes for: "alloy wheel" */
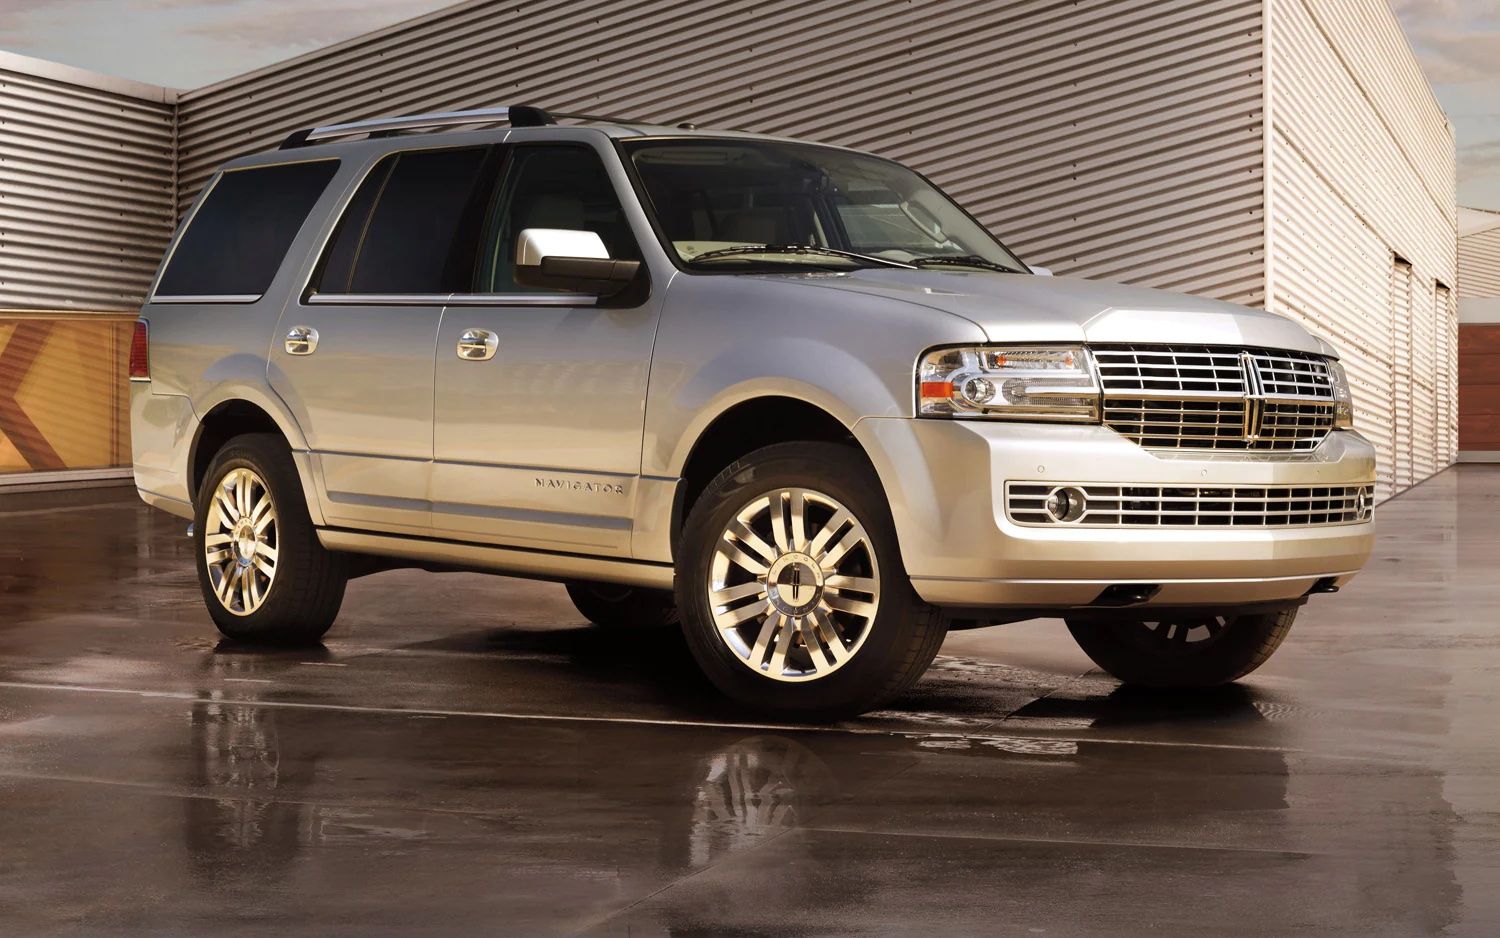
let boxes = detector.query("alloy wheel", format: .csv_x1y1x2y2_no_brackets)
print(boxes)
707,487,880,682
203,467,278,616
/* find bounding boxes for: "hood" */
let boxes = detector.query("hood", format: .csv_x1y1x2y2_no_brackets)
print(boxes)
786,268,1333,357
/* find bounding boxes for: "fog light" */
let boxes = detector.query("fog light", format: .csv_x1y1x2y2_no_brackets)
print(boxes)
960,376,996,406
1044,486,1087,523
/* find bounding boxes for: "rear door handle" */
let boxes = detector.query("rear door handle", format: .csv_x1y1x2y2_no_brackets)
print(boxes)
285,325,318,355
457,328,499,361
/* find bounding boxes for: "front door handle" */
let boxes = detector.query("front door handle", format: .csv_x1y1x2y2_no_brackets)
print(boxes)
285,325,318,355
457,328,499,361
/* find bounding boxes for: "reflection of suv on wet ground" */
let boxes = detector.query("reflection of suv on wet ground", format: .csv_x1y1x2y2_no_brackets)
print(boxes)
130,105,1375,717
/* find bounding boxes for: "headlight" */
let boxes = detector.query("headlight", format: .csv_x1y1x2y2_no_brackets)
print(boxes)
917,346,1100,421
1327,358,1355,429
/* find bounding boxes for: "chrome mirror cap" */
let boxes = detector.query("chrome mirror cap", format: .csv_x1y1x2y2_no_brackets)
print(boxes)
516,228,611,267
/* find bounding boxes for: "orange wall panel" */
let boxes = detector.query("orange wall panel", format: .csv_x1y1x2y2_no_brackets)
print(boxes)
0,314,133,474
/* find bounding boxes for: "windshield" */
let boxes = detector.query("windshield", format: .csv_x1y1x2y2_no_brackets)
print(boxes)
622,139,1028,272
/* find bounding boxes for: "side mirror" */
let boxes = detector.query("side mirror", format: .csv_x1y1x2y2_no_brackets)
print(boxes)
1029,265,1054,277
514,228,641,296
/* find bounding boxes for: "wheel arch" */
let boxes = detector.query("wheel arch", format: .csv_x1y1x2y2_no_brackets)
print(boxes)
188,392,325,527
669,394,880,551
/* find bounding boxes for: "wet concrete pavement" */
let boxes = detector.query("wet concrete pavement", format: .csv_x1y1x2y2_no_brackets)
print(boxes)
1,469,1498,935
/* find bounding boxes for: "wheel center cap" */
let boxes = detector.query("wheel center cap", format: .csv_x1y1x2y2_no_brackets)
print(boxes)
233,523,257,565
765,552,824,616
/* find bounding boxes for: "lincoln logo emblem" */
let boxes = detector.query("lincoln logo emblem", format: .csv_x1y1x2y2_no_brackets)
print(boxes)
779,564,809,605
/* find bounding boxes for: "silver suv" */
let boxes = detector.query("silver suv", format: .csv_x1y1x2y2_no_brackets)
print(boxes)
130,106,1376,717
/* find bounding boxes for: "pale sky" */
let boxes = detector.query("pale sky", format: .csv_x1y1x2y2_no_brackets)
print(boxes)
3,0,1500,209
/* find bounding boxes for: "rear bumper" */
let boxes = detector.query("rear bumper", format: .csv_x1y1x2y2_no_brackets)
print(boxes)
854,417,1377,610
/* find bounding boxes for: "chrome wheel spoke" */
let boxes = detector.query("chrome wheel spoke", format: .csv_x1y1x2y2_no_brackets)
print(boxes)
215,488,239,524
824,574,877,594
749,612,783,667
805,508,851,559
809,610,850,666
250,495,274,533
823,592,877,619
726,519,777,564
721,540,769,577
205,548,234,565
712,581,768,605
766,614,796,676
252,554,276,579
215,566,238,605
799,616,832,673
786,490,808,551
818,526,862,571
720,599,770,628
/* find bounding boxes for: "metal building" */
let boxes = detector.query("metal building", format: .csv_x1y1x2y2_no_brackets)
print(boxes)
0,0,1457,498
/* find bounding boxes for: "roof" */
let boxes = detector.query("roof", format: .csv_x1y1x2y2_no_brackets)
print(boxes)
1459,206,1500,238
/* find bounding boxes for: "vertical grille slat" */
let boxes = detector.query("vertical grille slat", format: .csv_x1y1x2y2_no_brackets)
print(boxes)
1092,344,1337,452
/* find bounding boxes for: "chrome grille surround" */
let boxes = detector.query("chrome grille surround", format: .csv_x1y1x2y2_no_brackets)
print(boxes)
1006,482,1374,528
1091,345,1336,452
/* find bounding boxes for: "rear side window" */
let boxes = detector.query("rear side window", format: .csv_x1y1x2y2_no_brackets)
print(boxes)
156,160,338,298
316,146,498,295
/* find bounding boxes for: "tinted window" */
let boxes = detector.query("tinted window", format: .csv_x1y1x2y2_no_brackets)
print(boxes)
478,146,639,293
317,146,498,295
156,160,338,297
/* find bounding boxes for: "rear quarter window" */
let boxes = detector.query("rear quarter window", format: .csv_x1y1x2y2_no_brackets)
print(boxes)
155,160,339,298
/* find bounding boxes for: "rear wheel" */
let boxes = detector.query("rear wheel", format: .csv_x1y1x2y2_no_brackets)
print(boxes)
565,581,679,629
677,442,947,719
1065,608,1297,688
194,433,347,645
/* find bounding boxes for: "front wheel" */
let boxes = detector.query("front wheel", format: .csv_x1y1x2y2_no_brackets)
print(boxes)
1065,608,1298,688
676,442,947,719
194,433,347,645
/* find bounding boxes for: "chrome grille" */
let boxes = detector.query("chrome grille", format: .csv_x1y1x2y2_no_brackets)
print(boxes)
1006,482,1374,528
1092,345,1337,452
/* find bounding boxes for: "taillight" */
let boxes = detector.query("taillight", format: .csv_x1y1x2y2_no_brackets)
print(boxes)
129,320,150,381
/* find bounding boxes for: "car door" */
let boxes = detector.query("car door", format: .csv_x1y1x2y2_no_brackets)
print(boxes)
430,141,661,555
271,143,502,535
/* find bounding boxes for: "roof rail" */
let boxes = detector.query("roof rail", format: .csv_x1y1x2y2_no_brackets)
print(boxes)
279,104,557,149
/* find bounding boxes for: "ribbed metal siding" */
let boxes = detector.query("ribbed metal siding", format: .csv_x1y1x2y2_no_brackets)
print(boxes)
176,0,1267,306
0,60,176,311
1458,227,1500,299
1266,0,1457,498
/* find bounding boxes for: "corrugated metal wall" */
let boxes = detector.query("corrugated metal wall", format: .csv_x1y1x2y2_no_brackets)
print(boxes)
1458,225,1500,299
0,52,176,312
176,0,1269,306
1266,0,1457,498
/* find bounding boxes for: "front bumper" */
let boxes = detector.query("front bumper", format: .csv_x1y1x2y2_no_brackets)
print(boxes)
854,418,1377,609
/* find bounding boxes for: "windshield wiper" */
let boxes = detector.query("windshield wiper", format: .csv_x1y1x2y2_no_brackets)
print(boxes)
910,254,1025,274
685,244,914,269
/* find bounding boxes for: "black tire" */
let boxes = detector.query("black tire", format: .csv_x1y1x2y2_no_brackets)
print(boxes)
194,433,347,645
1065,608,1298,688
566,581,680,629
676,442,947,719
